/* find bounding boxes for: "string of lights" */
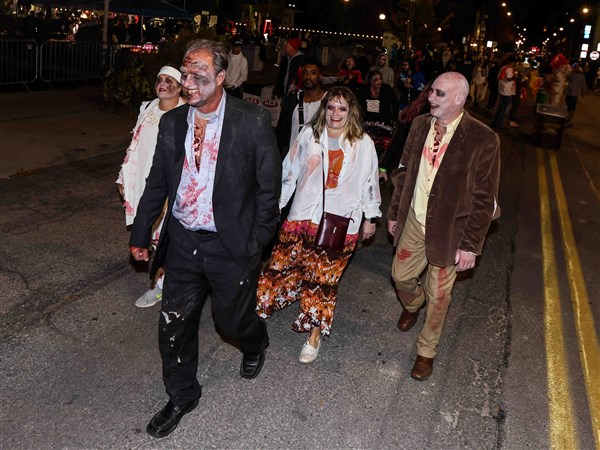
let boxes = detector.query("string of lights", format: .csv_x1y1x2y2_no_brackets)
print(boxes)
278,26,381,40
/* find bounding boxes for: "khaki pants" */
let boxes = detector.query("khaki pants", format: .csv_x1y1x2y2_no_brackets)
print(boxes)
391,208,457,358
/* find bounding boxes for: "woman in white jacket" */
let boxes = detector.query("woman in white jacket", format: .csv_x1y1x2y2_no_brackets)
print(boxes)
257,86,382,363
116,66,185,308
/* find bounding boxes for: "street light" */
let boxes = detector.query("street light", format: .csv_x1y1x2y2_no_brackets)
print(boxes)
341,0,349,33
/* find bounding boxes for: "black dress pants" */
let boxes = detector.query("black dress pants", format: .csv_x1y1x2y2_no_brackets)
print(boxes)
159,218,269,406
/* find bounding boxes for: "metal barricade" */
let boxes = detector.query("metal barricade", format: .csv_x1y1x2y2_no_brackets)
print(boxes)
39,40,105,82
0,39,38,86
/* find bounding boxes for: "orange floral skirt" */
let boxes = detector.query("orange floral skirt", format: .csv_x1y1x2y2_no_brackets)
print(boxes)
256,219,358,336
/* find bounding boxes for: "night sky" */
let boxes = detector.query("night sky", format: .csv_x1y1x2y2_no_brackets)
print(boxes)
436,0,594,48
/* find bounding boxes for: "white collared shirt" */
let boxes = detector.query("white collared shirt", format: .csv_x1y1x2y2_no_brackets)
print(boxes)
172,95,226,231
289,91,326,148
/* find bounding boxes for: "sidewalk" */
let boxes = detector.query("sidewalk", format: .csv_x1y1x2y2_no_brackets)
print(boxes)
0,85,132,178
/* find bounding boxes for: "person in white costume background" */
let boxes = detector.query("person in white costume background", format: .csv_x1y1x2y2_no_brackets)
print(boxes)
116,65,185,308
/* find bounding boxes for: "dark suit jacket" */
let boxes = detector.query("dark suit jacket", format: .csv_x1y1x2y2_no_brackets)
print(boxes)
387,111,501,267
129,94,282,277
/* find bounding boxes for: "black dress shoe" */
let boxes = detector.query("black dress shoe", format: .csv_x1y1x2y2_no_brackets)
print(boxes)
240,349,266,379
146,398,200,438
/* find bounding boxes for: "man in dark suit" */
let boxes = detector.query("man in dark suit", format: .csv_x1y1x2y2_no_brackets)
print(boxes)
129,39,281,438
387,71,501,382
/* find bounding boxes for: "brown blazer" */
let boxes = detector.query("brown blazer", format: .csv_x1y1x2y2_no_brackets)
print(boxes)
387,111,501,267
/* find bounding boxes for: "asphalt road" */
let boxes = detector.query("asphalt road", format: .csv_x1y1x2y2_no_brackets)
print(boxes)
0,93,598,449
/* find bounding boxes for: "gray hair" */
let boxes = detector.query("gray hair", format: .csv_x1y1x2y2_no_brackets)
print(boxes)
184,39,228,74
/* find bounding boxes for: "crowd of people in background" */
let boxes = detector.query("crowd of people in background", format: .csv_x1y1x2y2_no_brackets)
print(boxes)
270,37,598,139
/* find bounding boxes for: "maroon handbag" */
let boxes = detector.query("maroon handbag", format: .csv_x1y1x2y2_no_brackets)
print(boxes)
314,161,352,251
315,211,351,250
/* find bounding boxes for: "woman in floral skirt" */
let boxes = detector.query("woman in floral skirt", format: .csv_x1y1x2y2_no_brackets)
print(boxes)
257,86,381,363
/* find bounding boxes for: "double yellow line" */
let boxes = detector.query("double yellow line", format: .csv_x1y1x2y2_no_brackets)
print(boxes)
537,149,600,450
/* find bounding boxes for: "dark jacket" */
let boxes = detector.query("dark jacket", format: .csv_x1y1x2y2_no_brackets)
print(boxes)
273,52,306,97
380,104,430,173
275,90,302,158
357,83,399,124
388,111,501,266
130,95,282,277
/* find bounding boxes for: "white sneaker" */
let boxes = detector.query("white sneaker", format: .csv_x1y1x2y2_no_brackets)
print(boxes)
299,338,322,363
134,286,162,308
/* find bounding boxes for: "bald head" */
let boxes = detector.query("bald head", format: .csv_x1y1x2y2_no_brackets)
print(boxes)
428,71,469,125
438,71,469,105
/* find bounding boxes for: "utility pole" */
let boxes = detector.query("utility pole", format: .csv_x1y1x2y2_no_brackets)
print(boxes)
406,0,416,52
474,2,487,51
103,0,109,45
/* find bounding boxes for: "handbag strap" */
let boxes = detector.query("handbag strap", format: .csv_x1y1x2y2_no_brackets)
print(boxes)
321,149,326,217
297,90,305,135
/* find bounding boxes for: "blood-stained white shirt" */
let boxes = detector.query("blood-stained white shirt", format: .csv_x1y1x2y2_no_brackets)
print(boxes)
172,96,226,232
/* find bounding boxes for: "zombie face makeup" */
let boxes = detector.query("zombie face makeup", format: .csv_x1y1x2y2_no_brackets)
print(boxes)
325,95,349,137
180,48,225,111
155,74,181,100
428,73,465,125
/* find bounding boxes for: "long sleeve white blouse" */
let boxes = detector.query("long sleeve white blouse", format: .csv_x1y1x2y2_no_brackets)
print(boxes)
280,126,382,235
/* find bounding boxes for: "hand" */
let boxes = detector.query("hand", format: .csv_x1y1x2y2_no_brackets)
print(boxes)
130,246,149,262
379,171,388,183
387,220,397,236
361,221,376,241
454,249,476,272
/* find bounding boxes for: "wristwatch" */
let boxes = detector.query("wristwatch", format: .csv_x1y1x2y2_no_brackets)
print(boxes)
368,217,377,224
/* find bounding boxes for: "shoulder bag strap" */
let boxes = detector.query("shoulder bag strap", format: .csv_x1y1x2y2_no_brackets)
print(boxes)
297,91,305,134
322,145,326,216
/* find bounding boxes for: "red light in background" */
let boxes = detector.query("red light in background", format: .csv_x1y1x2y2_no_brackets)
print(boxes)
263,19,272,36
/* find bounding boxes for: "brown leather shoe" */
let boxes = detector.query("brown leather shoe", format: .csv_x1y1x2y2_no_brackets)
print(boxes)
397,306,422,332
410,355,434,381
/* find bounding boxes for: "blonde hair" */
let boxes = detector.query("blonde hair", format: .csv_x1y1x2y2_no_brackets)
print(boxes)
309,86,364,144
